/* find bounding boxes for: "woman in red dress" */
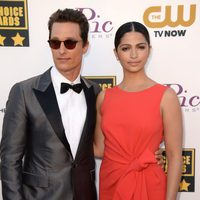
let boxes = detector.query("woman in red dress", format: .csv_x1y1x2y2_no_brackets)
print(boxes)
94,21,183,200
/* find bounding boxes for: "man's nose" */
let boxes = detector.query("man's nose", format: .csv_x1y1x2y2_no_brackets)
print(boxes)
58,42,66,54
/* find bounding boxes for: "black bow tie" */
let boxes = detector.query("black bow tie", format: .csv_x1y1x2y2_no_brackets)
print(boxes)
60,82,83,94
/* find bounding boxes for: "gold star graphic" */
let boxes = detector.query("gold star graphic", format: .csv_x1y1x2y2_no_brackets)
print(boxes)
179,179,191,191
11,33,25,46
0,34,6,46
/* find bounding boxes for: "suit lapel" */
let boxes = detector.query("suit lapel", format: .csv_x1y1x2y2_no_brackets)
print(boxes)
75,78,96,160
33,69,73,157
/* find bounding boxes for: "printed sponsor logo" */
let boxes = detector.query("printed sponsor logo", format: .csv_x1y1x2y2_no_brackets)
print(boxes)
163,148,195,192
143,5,196,38
77,8,113,39
0,107,6,113
165,83,199,112
0,0,29,47
84,76,116,90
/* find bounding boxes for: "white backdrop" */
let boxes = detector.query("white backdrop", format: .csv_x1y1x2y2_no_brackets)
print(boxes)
0,0,199,199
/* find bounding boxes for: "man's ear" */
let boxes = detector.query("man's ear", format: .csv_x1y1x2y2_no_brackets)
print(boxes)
83,41,89,54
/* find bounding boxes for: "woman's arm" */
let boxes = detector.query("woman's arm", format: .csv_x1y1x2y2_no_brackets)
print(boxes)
161,88,183,200
93,91,105,159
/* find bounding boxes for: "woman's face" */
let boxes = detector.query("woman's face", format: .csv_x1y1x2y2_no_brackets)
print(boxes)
114,31,150,74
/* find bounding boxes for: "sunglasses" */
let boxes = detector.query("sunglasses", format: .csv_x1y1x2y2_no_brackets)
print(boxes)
48,39,81,50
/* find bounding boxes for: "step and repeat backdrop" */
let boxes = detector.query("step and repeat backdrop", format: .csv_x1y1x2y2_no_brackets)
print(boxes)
0,0,199,199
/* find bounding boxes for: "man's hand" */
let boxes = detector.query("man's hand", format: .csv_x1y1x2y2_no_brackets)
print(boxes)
155,149,164,168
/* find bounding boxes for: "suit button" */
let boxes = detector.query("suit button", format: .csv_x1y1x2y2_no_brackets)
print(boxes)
72,162,78,168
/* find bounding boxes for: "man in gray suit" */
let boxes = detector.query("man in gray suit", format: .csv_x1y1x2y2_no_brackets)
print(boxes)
0,8,100,200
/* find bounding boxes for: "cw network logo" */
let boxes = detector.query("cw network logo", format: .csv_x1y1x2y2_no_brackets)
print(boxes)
143,4,196,38
77,8,113,39
165,83,199,112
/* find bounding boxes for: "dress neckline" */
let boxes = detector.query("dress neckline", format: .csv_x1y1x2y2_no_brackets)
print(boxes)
116,83,159,94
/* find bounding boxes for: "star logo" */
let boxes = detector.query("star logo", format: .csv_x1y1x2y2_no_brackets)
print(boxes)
179,179,191,191
11,33,25,46
0,34,6,46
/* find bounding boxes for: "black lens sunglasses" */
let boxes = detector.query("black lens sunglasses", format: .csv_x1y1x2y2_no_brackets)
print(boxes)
48,39,81,50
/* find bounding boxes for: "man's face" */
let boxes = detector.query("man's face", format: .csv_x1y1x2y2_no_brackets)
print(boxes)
50,22,88,80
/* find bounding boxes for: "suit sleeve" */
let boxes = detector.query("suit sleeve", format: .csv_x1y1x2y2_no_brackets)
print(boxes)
0,83,27,200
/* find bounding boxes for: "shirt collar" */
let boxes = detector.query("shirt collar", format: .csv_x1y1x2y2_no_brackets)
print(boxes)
51,66,81,92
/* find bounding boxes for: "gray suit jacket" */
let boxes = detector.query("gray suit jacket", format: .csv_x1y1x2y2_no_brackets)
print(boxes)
0,68,101,200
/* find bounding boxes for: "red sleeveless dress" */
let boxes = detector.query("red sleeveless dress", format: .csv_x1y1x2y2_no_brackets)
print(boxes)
99,84,167,200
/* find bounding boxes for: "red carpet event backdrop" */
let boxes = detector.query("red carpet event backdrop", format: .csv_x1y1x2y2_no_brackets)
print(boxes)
0,0,199,199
